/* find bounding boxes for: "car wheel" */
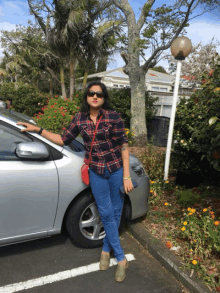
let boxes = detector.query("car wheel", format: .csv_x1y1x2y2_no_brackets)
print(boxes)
66,192,105,248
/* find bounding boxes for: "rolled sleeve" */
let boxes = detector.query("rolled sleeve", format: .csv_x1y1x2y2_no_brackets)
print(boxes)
61,114,80,145
114,113,128,146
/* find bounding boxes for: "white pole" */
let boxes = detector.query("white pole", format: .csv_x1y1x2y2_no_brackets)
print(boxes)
164,60,182,181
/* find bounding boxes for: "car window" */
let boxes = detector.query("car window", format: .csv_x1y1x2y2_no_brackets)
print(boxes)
0,123,32,160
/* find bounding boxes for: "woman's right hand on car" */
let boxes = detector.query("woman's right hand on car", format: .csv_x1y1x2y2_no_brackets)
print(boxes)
16,121,40,133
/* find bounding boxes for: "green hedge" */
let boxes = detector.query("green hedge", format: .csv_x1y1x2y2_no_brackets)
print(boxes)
171,58,220,185
0,82,48,117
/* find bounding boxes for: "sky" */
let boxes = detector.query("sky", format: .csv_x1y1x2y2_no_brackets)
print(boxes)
0,0,220,71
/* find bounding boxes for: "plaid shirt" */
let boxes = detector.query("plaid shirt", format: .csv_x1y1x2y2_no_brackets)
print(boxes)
61,108,128,174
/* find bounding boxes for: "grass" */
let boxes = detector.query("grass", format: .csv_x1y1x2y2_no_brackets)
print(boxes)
130,144,220,292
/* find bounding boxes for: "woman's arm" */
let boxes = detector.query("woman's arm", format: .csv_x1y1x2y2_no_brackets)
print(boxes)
16,122,64,146
120,143,134,194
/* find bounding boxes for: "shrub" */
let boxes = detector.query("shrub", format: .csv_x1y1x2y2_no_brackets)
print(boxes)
108,88,158,128
178,207,220,259
171,57,220,185
34,97,80,133
140,138,166,181
0,82,48,116
176,189,200,207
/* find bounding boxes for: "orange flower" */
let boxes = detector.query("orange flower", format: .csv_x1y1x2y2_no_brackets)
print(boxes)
166,241,173,249
203,208,207,212
214,221,219,226
211,215,215,219
187,208,191,212
192,260,197,265
181,227,186,231
150,190,153,193
164,202,169,206
191,209,196,213
209,211,214,215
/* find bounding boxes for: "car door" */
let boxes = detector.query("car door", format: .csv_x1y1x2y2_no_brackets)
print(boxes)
0,122,59,240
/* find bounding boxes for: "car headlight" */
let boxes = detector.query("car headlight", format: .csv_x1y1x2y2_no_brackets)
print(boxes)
130,154,146,177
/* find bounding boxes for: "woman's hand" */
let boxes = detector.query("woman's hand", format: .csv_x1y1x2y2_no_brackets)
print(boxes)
123,179,134,194
16,122,40,133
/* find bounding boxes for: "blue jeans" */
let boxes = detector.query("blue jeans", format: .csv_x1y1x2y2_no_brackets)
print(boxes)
89,166,125,262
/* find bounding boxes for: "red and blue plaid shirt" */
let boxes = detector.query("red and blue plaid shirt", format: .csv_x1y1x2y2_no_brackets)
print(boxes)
61,108,128,174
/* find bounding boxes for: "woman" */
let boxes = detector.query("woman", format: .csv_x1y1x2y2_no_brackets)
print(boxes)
17,81,134,282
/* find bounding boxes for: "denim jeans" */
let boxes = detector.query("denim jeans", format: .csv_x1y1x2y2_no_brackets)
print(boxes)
89,166,125,262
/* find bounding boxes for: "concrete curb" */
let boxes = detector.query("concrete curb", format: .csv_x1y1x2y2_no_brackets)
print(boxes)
127,220,212,293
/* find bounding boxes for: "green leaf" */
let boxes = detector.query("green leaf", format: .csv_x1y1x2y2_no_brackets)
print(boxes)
209,117,218,126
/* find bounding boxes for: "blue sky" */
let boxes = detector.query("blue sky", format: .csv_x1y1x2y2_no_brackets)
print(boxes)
0,0,220,70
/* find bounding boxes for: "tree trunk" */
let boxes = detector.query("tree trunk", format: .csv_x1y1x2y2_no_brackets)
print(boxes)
50,77,53,97
127,25,148,145
129,68,147,146
60,65,66,99
69,51,76,101
82,70,88,90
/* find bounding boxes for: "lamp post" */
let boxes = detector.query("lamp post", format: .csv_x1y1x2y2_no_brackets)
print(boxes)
164,36,192,181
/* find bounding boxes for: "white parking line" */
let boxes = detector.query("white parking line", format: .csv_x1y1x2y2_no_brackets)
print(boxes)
0,254,135,293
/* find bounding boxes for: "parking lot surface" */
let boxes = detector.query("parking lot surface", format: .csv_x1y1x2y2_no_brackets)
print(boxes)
0,230,188,293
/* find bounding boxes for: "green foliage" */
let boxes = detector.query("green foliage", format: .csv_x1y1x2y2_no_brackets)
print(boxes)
34,96,80,133
108,88,158,128
152,66,168,74
176,189,200,207
171,57,220,184
0,82,48,116
177,207,220,285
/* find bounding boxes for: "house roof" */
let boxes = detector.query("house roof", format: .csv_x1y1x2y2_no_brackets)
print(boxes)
79,67,175,84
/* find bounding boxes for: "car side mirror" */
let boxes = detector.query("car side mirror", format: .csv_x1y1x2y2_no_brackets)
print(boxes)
15,142,49,159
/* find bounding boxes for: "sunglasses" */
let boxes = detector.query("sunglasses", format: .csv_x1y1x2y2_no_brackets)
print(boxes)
88,91,104,98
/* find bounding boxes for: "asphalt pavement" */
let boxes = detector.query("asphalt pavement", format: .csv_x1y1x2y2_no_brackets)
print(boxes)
0,230,188,293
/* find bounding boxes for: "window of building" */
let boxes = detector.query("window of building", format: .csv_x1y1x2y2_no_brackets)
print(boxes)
152,86,168,92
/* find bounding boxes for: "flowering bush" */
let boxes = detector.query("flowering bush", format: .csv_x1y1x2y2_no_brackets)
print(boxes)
178,207,220,256
171,57,220,185
176,206,220,288
34,97,80,133
125,128,135,146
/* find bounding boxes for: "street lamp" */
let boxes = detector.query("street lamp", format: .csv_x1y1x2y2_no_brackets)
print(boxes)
164,36,192,181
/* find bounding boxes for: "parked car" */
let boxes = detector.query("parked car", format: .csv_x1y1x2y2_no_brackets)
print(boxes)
0,108,150,248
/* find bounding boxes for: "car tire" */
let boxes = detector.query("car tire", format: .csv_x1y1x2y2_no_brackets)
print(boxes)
66,192,105,248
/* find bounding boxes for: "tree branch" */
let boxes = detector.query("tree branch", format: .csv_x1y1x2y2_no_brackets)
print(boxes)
142,0,195,72
27,0,47,34
137,0,155,31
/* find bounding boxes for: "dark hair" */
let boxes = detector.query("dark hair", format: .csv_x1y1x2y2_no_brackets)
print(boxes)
80,81,114,113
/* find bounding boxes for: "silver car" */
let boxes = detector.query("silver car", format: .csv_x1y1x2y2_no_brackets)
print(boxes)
0,108,150,248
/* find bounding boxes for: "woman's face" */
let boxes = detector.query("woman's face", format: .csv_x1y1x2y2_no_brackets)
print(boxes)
87,85,105,111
